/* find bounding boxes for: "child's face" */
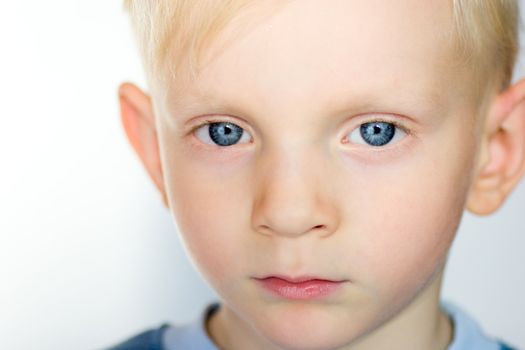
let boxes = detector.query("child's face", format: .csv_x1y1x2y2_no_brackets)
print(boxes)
156,1,483,349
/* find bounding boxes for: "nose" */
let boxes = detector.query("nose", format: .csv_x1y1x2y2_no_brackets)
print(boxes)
251,148,339,239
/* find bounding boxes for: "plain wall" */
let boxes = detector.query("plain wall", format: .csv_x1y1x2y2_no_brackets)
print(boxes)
0,2,524,349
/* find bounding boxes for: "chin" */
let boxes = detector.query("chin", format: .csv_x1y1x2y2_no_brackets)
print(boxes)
251,304,366,350
261,328,354,350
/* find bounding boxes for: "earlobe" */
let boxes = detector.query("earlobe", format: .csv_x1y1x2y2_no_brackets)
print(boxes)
118,82,169,208
466,79,525,215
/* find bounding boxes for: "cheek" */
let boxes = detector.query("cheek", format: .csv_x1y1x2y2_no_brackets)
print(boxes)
356,185,460,295
346,128,478,298
161,149,253,286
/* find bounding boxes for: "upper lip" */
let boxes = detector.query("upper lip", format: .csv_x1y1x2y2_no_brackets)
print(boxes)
254,275,347,283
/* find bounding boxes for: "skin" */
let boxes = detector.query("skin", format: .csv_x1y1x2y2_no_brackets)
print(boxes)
118,1,525,349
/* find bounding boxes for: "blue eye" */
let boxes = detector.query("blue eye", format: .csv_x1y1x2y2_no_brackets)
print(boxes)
195,121,252,147
349,121,406,147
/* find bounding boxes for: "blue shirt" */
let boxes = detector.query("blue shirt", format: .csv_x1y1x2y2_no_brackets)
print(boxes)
106,301,517,350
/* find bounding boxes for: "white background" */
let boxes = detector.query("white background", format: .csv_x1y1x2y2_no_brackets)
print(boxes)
0,2,524,349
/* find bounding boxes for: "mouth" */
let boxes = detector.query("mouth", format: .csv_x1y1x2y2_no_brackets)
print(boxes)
253,275,348,300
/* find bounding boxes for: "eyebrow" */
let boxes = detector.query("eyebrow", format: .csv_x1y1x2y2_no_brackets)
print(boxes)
171,79,451,125
171,88,249,119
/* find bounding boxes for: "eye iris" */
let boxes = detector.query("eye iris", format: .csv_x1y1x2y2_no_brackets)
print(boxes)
360,122,395,146
209,122,244,146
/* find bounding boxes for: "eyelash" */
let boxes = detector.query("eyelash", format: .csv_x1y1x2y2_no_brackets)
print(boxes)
190,118,254,147
190,117,411,149
344,118,411,145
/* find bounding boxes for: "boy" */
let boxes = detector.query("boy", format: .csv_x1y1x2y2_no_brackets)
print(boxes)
111,1,524,349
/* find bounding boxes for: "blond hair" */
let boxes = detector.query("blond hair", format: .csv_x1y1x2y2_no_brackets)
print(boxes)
123,0,520,93
123,0,253,89
452,0,519,91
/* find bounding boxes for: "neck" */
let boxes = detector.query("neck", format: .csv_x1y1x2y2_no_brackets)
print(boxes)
207,269,453,350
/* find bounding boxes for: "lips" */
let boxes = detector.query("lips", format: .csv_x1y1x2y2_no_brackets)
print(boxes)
254,275,347,300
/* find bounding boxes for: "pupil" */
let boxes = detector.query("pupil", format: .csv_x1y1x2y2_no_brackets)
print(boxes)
224,127,232,135
373,125,381,134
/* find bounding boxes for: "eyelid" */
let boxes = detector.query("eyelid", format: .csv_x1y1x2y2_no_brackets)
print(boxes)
357,115,411,133
189,116,249,133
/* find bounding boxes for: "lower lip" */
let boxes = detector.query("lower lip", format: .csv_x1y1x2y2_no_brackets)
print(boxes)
255,277,345,300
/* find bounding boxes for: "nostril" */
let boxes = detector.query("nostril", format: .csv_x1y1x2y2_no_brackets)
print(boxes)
313,225,325,230
257,225,272,235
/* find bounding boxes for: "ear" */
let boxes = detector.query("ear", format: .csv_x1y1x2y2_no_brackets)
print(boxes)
466,78,525,215
118,82,168,208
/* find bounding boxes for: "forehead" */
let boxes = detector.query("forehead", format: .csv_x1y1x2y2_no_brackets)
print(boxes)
169,0,472,120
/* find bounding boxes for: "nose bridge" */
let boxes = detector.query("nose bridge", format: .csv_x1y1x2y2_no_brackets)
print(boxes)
252,144,338,238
